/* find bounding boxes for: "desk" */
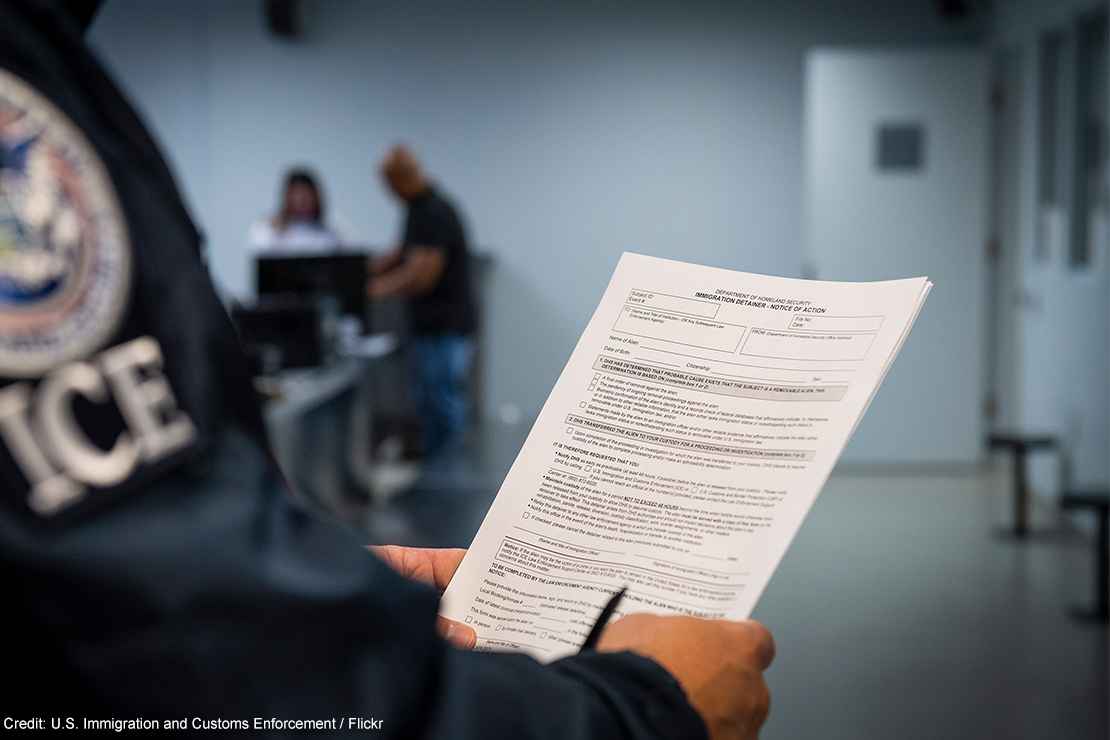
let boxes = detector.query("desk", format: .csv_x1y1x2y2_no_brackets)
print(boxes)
263,333,398,516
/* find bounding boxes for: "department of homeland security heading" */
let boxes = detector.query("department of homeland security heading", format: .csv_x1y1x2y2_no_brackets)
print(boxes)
693,288,829,312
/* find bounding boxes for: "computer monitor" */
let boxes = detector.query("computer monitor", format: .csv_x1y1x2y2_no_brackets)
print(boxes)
231,296,323,372
255,252,369,325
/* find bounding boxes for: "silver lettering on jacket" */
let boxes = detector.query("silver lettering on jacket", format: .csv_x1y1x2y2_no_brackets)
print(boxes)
0,336,196,515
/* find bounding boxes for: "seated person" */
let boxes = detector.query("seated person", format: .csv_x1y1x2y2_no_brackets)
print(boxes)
248,167,343,252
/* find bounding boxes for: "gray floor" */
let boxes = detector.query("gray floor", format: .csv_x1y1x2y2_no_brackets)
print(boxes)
360,429,1109,740
754,470,1107,740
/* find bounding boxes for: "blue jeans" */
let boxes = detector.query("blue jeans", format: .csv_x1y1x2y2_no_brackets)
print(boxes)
411,335,474,457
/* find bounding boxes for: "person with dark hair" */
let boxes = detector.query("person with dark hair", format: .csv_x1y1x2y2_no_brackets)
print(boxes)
249,166,343,252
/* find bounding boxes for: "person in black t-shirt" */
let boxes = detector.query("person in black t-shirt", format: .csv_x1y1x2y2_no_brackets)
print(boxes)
370,145,477,456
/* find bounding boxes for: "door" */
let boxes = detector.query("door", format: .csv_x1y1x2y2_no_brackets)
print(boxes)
804,49,988,465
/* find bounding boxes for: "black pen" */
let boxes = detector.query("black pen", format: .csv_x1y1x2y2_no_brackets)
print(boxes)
578,586,627,653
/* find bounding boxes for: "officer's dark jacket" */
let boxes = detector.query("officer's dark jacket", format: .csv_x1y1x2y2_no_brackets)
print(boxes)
0,3,707,737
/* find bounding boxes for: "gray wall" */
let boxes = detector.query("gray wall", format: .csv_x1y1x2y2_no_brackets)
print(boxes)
805,50,988,465
89,0,981,422
991,0,1110,490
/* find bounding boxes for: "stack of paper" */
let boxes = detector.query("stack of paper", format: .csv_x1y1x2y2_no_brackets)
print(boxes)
442,253,931,660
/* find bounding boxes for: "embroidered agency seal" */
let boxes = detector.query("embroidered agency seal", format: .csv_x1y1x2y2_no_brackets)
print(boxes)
0,67,131,378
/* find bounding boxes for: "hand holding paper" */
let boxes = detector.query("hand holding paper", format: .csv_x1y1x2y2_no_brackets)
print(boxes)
442,253,931,660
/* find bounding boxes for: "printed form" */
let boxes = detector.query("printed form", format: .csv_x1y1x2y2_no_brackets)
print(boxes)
442,253,931,660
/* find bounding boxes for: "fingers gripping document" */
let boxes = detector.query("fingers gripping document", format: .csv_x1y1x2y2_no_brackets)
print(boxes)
442,253,931,660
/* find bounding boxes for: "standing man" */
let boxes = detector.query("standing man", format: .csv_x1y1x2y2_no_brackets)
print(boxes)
370,145,477,457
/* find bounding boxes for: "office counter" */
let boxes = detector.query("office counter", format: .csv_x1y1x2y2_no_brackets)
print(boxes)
263,333,400,519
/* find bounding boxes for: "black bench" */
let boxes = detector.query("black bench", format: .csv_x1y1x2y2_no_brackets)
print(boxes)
1060,490,1109,624
988,433,1057,538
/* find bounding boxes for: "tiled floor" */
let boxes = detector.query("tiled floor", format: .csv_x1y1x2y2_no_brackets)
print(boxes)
361,427,1109,739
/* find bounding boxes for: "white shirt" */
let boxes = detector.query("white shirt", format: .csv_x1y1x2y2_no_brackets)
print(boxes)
247,218,344,254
